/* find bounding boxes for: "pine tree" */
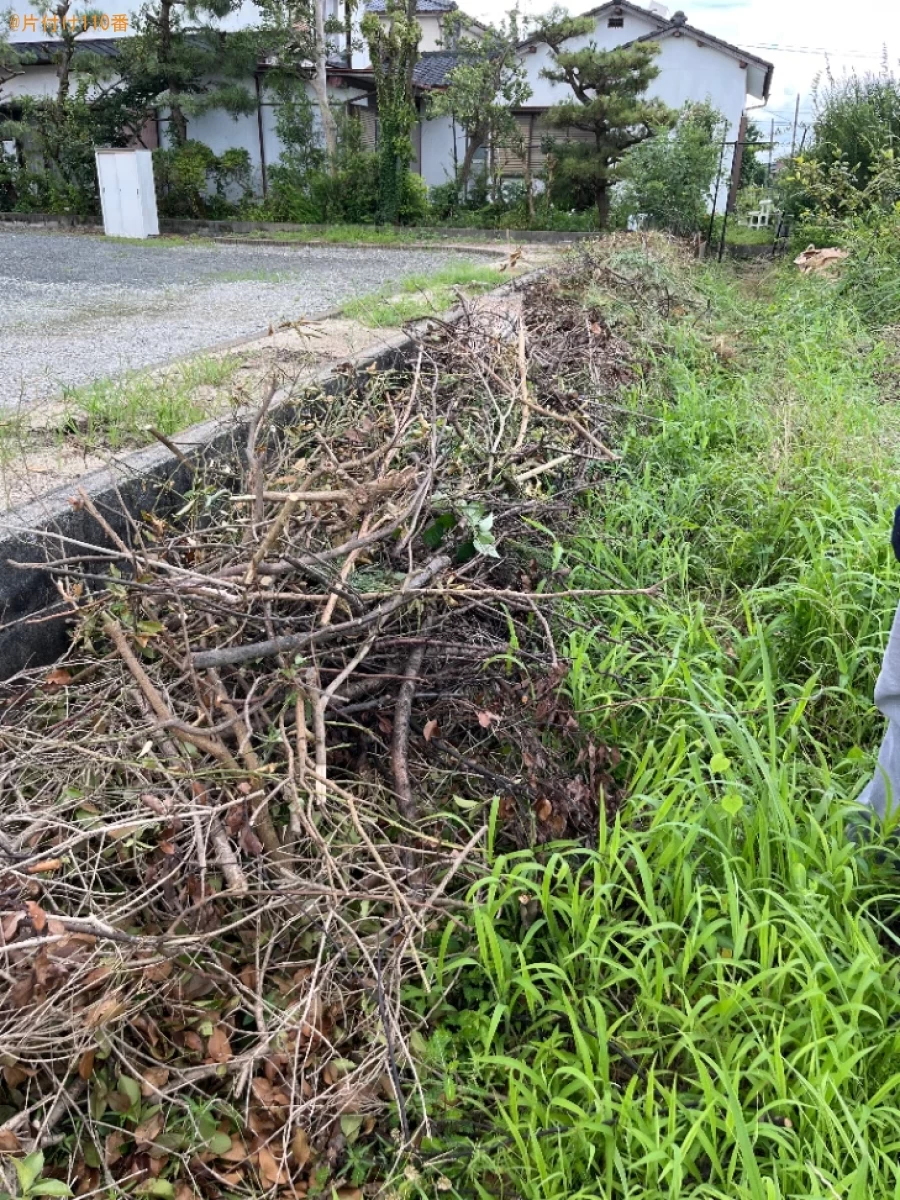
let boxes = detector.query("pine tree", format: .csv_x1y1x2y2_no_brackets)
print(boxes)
120,0,257,147
536,11,674,225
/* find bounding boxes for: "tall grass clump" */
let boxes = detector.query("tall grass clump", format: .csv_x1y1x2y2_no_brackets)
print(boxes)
411,253,900,1199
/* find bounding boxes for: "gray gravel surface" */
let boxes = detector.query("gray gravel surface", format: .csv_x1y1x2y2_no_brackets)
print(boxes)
0,229,482,407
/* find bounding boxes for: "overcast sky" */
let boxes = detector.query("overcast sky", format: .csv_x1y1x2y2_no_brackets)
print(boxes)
470,0,896,145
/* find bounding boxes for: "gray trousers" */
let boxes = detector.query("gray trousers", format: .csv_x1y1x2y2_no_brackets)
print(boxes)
859,600,900,821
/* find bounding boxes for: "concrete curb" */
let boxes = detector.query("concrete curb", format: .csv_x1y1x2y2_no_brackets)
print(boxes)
0,271,543,679
208,236,511,255
0,211,593,245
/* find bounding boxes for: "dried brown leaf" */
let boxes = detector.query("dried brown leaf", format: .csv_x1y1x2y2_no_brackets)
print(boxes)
239,824,265,857
140,1066,170,1096
44,668,73,688
25,907,47,936
256,1145,286,1187
0,1129,21,1153
25,859,62,875
535,797,553,822
207,1025,232,1063
144,960,173,983
134,1110,164,1147
221,1136,250,1164
3,1063,34,1087
105,1131,127,1166
291,1127,311,1168
85,994,125,1028
0,912,23,943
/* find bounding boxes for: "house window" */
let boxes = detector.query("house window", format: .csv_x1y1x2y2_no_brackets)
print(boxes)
608,16,624,26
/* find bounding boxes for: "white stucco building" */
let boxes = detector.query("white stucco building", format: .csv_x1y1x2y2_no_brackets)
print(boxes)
1,0,772,204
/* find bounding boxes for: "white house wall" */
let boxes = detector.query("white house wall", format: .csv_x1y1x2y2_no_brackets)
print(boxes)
418,111,465,189
0,63,60,98
651,37,748,133
182,103,265,193
522,18,748,138
522,10,660,109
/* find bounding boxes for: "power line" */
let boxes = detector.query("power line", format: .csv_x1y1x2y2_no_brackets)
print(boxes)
743,41,885,60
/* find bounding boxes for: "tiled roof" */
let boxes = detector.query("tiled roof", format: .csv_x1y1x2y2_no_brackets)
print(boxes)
11,37,123,64
412,51,459,87
366,0,457,11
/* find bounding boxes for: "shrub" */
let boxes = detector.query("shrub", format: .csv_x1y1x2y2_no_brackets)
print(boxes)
153,141,252,219
835,211,900,326
617,100,725,236
429,178,462,220
812,68,900,193
397,170,429,225
259,109,381,225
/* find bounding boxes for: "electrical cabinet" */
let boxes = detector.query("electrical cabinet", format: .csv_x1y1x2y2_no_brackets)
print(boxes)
95,149,159,239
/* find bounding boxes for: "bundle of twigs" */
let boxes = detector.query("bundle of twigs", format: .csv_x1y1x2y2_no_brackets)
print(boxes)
0,256,653,1197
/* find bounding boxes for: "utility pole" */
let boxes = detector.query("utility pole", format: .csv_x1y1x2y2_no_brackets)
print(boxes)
727,111,748,212
768,117,775,184
790,93,801,161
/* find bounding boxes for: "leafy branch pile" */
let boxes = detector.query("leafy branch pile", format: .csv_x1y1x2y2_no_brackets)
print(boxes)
0,251,667,1198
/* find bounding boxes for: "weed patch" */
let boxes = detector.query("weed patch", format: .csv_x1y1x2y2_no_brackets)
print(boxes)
60,354,242,449
418,250,900,1198
343,260,508,327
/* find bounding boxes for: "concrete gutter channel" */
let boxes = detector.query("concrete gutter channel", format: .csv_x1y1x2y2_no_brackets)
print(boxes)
0,270,543,680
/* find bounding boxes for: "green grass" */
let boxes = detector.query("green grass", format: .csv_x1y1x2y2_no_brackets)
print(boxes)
60,354,241,449
342,260,506,327
727,223,777,246
407,256,900,1198
96,235,215,248
238,224,444,245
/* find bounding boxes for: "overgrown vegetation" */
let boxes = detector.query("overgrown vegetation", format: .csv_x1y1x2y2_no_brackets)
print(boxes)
781,66,900,248
3,235,900,1198
410,243,900,1197
361,0,422,224
617,101,725,236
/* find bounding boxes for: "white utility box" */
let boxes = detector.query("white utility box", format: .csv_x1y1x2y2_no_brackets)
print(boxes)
95,148,159,239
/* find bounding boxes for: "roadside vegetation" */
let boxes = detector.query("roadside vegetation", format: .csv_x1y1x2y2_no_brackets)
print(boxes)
59,355,243,450
341,259,508,326
418,244,900,1199
2,232,900,1198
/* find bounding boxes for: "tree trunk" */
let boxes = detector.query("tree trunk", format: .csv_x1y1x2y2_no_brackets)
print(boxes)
55,3,73,112
159,0,187,146
458,130,483,196
55,42,74,111
312,0,338,169
595,182,611,228
524,114,535,222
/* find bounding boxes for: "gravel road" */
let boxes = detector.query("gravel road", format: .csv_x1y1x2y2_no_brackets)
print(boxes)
0,229,483,407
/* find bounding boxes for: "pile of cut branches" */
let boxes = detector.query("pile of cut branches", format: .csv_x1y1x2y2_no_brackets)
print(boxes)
0,250,659,1198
